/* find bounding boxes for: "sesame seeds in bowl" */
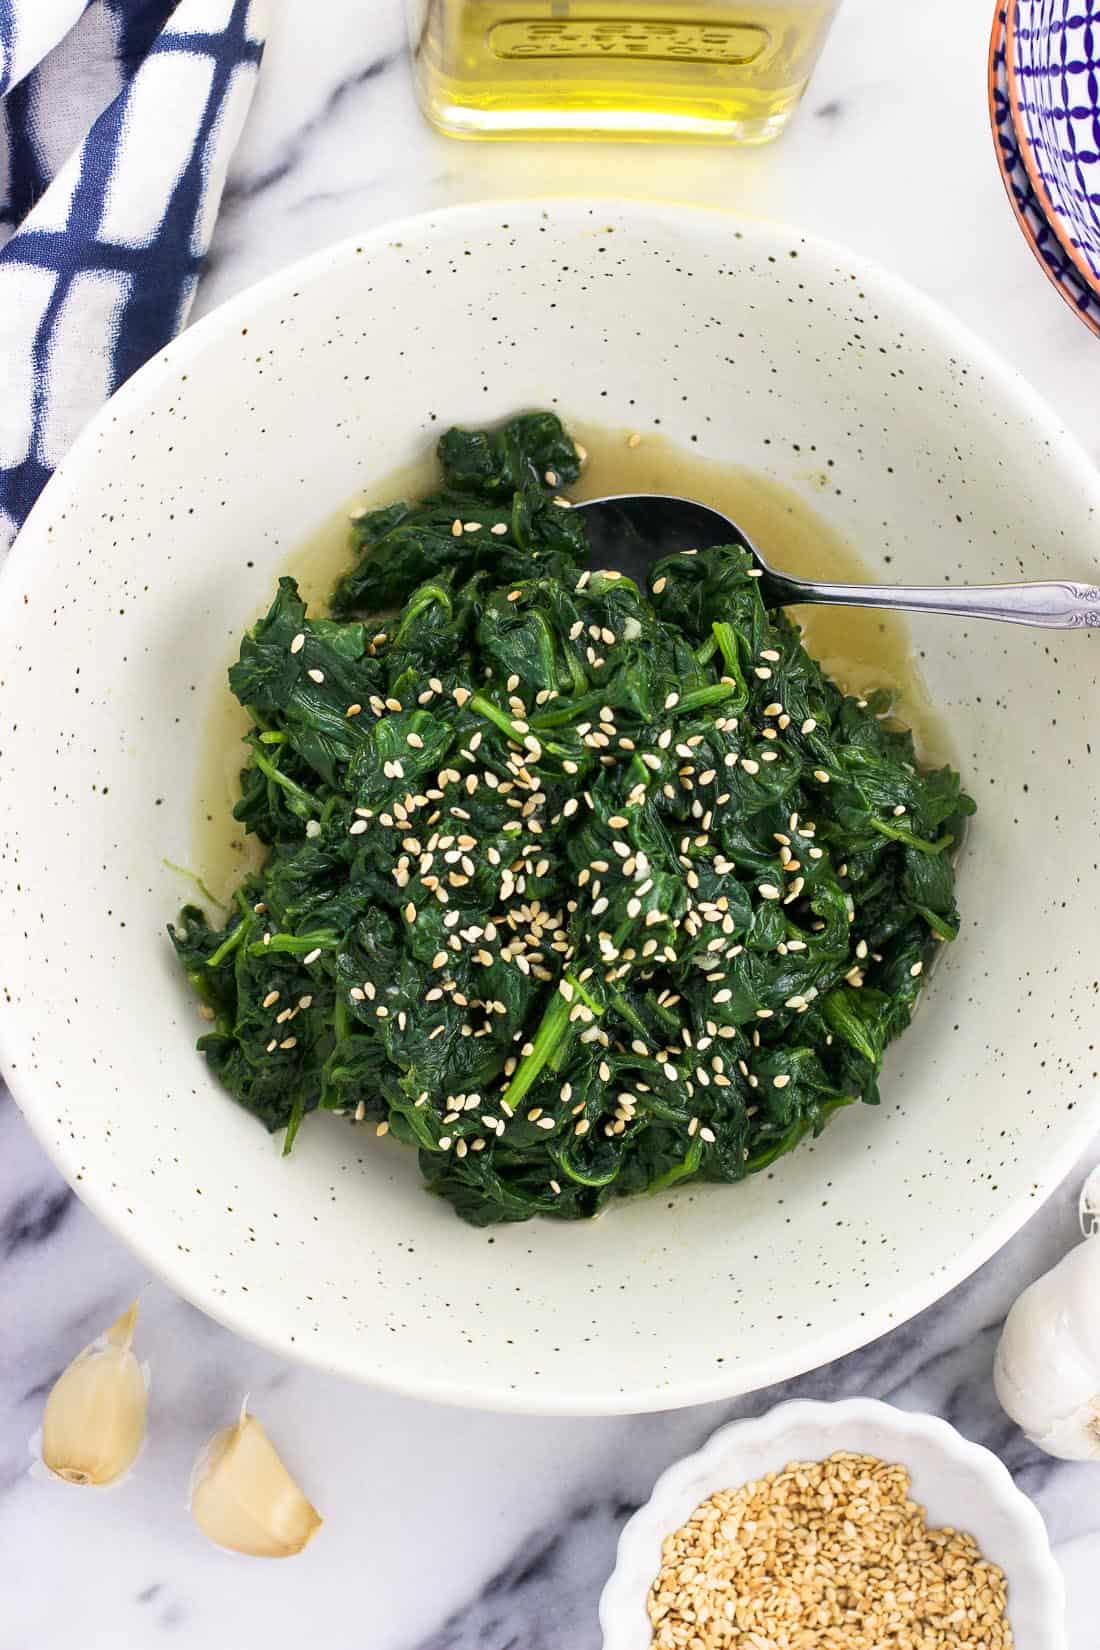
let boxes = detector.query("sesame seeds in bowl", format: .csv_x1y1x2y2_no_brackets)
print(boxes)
600,1400,1065,1649
2,200,1100,1411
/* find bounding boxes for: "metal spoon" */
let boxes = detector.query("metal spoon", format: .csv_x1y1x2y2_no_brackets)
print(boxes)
574,493,1100,629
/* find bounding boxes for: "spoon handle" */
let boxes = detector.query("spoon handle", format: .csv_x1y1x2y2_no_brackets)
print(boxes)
769,573,1100,628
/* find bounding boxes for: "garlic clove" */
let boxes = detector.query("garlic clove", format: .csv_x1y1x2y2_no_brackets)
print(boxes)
190,1407,322,1557
41,1301,146,1486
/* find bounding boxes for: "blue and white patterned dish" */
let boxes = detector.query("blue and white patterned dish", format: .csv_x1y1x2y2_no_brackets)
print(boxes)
989,6,1100,334
1007,0,1100,299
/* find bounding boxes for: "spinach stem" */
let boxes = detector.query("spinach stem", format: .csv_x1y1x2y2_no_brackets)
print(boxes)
469,693,526,742
501,993,571,1110
870,820,953,854
252,749,320,814
672,682,739,715
207,919,250,968
469,692,569,760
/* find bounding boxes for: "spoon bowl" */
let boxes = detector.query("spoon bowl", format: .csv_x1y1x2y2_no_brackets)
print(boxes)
576,492,1100,628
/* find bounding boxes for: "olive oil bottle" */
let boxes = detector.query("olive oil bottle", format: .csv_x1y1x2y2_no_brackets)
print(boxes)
406,0,840,142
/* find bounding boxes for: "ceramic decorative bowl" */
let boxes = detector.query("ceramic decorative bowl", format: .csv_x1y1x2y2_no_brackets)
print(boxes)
989,3,1100,335
1007,0,1100,300
3,200,1100,1414
599,1399,1066,1649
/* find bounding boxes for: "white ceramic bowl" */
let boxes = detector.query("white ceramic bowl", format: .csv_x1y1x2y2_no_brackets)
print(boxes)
3,200,1100,1413
600,1398,1065,1649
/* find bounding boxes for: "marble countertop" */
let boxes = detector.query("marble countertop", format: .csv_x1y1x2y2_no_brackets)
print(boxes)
3,0,1099,1645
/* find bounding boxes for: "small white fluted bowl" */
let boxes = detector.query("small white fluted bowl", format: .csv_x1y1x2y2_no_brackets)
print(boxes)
600,1398,1065,1649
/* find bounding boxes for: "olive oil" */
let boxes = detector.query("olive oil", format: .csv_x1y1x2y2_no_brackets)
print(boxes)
407,0,840,141
193,424,942,903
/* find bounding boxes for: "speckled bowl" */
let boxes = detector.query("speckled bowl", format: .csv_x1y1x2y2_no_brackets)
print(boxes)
2,200,1100,1414
600,1399,1066,1648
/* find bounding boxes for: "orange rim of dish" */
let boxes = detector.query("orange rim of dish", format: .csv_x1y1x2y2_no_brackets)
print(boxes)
988,1,1100,336
1003,0,1100,304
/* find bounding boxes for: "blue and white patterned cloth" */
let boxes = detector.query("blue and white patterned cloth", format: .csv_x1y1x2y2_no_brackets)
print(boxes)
0,0,267,550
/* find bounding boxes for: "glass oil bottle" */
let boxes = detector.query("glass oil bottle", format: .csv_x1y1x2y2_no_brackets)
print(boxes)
406,0,841,143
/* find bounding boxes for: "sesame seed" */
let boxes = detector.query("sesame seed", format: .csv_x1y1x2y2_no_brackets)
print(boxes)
303,948,322,965
647,1454,1012,1650
307,668,325,684
813,769,831,783
349,819,368,835
910,960,924,976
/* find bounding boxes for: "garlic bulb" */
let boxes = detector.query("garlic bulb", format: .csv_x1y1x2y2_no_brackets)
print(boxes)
994,1168,1100,1460
41,1301,146,1485
190,1406,322,1557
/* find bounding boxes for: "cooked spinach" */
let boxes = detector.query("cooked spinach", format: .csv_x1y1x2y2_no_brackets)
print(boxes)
171,413,973,1226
